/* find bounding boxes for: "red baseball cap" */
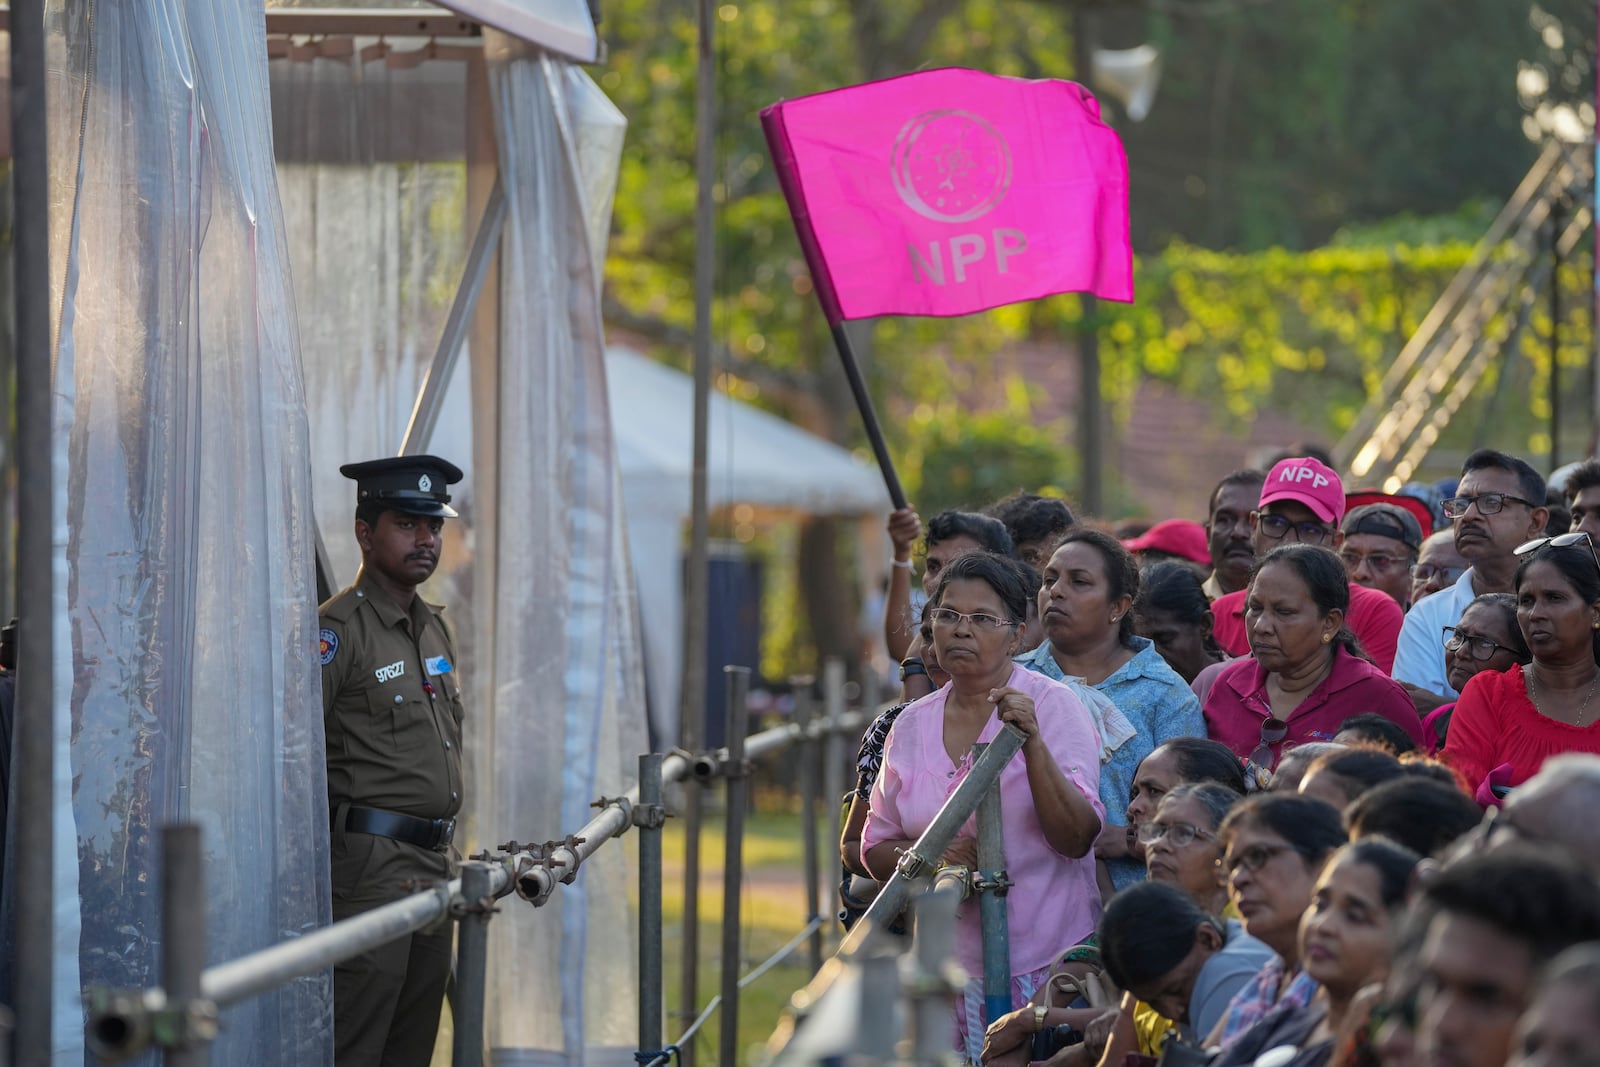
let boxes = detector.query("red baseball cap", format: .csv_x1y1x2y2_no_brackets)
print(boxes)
1123,519,1211,565
1344,490,1435,537
1258,457,1345,524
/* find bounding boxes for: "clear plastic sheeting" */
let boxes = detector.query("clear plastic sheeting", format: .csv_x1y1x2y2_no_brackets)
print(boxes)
43,2,331,1063
271,43,476,586
476,34,646,1065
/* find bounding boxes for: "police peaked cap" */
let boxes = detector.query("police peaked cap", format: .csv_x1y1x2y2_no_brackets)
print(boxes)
341,455,464,519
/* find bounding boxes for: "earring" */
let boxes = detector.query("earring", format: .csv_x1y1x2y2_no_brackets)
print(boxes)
1322,634,1332,644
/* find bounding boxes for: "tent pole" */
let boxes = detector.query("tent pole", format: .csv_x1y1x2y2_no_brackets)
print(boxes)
11,0,56,1058
677,0,717,1059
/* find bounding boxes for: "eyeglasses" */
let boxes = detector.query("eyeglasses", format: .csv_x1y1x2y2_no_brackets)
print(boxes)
1222,842,1293,877
1412,563,1467,585
1247,717,1288,771
1514,530,1600,574
929,607,1017,631
1442,626,1520,662
1256,514,1333,544
1441,492,1538,518
1137,821,1215,847
1339,550,1413,574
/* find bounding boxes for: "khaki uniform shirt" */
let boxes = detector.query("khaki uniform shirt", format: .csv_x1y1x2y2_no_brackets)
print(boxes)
319,570,465,822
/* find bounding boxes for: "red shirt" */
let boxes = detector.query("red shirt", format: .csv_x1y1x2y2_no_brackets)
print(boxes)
1442,664,1600,795
1203,646,1427,760
1210,583,1403,673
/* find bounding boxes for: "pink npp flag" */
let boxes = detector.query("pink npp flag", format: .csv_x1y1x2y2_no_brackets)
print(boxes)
761,67,1133,325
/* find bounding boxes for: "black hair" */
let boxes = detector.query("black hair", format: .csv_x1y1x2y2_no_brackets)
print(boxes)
1514,543,1600,661
1536,943,1600,1006
926,509,1014,556
1163,782,1244,830
1208,469,1267,519
1249,543,1367,660
1305,747,1406,805
1461,592,1531,663
932,551,1033,626
1345,777,1481,858
1331,838,1420,911
1397,755,1466,789
1461,448,1547,507
356,500,386,529
1545,490,1572,538
1335,713,1418,755
1563,459,1600,504
1219,792,1347,862
1266,444,1336,469
1053,528,1141,648
1135,562,1211,624
1157,737,1249,797
986,492,1075,551
1015,560,1044,599
1098,881,1221,992
1421,843,1600,965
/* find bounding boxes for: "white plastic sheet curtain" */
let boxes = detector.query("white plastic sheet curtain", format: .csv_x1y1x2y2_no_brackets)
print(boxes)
42,1,330,1063
476,34,645,1065
272,39,478,587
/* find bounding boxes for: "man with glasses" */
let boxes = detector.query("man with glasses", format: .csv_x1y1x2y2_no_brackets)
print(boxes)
1394,449,1549,706
1339,502,1424,609
1412,529,1471,604
1208,456,1405,671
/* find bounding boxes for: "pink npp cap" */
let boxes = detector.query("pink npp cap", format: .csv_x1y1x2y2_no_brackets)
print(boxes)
1258,457,1345,524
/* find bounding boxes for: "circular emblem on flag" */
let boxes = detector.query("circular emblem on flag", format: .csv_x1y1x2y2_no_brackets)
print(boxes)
890,110,1012,224
418,474,432,492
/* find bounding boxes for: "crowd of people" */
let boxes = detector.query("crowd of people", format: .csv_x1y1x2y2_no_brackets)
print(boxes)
842,446,1600,1067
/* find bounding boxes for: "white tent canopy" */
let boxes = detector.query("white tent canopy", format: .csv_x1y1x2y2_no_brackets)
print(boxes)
606,345,887,737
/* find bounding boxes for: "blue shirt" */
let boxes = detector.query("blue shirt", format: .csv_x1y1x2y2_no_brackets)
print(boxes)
1021,635,1208,889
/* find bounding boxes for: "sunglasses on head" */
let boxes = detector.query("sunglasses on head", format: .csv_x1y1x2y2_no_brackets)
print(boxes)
1515,531,1600,574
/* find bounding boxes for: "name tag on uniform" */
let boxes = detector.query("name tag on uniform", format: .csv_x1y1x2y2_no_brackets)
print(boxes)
375,660,405,683
425,656,454,677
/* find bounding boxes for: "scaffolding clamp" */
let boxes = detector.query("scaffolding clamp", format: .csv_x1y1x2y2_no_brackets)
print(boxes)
592,793,640,838
895,848,931,881
87,987,219,1062
972,867,1013,898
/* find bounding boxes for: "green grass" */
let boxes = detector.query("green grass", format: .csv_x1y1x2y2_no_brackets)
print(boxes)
657,804,839,1067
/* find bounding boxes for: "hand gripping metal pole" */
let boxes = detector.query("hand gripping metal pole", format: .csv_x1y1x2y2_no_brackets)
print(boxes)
717,666,752,1067
973,742,1012,1029
836,725,1026,959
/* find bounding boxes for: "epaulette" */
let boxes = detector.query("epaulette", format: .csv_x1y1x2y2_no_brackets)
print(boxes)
319,586,365,624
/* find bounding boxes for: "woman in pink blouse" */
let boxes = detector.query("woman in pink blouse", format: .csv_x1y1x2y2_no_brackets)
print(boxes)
862,551,1105,1062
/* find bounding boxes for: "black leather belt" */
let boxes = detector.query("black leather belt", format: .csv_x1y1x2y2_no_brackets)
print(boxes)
341,805,456,853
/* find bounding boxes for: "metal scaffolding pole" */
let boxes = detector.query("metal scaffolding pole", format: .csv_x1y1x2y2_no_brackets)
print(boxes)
974,747,1011,1028
717,666,752,1067
637,754,666,1059
451,862,494,1067
10,0,56,1060
164,826,210,1067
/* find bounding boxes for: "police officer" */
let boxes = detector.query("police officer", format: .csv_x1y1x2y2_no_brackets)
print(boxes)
320,455,466,1067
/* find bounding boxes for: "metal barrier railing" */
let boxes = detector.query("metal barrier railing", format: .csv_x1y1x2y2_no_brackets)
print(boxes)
84,661,872,1066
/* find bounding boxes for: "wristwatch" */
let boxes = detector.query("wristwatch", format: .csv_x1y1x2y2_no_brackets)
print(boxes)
1033,1003,1049,1032
900,657,928,682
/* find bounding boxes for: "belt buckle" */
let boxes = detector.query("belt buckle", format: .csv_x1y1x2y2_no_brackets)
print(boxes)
434,817,456,852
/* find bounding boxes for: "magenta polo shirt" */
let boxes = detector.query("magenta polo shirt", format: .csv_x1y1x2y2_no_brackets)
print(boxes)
861,665,1105,978
1202,645,1427,761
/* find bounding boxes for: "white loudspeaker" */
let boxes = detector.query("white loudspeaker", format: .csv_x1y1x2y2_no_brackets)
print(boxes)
1090,44,1163,122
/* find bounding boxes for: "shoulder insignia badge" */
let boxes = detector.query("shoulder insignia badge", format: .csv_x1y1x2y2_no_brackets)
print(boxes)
319,628,339,666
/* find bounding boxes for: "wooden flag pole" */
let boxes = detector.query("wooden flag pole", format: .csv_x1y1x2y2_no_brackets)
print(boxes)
829,322,908,510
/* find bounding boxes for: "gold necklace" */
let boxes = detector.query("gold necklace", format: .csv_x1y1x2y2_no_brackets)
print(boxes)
1527,665,1600,727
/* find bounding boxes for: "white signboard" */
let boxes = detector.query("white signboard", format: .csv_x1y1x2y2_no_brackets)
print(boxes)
439,0,599,61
